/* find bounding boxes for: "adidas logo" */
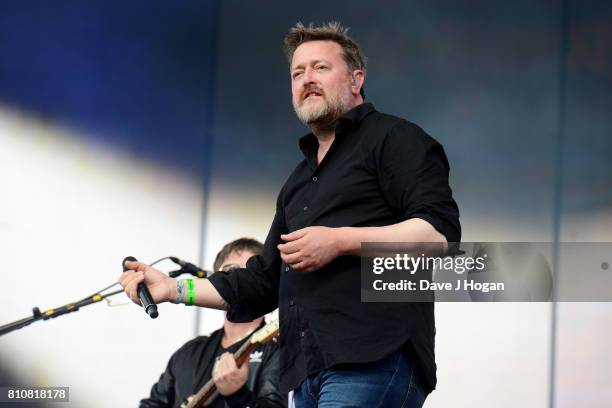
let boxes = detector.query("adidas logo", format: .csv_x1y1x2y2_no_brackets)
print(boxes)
249,351,263,363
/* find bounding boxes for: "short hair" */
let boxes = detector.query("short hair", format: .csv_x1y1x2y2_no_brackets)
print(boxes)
283,21,367,99
213,238,264,271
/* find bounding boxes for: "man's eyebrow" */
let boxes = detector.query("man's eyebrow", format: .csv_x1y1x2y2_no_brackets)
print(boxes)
291,59,329,72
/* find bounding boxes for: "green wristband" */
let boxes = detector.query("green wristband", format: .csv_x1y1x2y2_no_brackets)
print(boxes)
186,279,195,306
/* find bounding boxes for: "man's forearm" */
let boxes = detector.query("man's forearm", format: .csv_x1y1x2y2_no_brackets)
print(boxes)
170,278,229,310
336,218,448,256
195,279,229,309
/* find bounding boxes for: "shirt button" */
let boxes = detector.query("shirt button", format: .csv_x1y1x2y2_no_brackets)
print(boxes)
300,331,305,337
303,206,308,211
285,266,290,272
312,176,317,182
289,299,294,306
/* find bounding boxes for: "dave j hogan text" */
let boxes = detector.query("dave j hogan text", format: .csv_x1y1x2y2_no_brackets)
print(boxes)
372,279,505,293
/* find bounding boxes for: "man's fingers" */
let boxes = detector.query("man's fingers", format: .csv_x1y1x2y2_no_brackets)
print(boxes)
278,237,307,255
215,353,238,376
122,271,144,304
277,240,301,255
222,353,238,371
119,270,142,289
217,353,230,367
118,270,131,286
291,260,309,271
280,228,307,242
280,251,302,265
123,260,148,272
298,262,317,272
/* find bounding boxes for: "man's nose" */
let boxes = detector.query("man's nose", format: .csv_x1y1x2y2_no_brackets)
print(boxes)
301,67,315,85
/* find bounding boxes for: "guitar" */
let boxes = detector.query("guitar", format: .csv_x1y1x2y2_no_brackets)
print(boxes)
180,319,280,408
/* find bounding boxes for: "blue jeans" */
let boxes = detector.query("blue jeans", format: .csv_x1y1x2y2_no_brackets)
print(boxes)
293,350,426,408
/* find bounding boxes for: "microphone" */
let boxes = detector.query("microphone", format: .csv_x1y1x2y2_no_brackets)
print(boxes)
123,256,159,319
169,257,208,278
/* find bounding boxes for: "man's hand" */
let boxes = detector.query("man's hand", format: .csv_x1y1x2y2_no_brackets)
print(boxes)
278,226,341,272
212,352,249,396
118,260,176,305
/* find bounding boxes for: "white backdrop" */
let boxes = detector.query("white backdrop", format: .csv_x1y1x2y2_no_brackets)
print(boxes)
0,109,203,407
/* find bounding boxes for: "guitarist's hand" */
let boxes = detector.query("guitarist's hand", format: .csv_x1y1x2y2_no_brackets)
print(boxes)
212,352,249,396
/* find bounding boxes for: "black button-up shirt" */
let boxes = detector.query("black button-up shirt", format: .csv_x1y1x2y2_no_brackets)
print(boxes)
208,103,461,394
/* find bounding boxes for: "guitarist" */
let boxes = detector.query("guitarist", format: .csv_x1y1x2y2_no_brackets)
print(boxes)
140,238,287,408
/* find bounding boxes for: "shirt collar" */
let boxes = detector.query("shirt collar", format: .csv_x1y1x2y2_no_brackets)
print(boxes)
298,102,376,154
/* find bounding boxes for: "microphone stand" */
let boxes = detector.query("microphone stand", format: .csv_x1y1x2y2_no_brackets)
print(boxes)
0,285,124,337
0,256,196,336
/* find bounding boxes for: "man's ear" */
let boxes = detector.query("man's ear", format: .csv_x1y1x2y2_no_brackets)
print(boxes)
351,70,365,95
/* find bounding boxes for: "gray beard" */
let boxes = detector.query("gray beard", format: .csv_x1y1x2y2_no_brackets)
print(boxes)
294,92,351,134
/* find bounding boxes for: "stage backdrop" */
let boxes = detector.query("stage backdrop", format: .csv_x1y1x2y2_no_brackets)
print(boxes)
1,1,611,407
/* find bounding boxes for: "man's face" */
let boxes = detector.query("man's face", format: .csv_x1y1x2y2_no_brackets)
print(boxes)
219,250,255,272
290,40,355,126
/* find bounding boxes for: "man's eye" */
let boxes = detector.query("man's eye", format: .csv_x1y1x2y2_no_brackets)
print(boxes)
293,72,303,79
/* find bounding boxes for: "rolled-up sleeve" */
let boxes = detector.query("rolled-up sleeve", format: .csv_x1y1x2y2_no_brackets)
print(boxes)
374,121,461,243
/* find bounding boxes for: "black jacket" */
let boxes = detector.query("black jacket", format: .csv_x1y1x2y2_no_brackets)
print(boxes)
140,325,286,408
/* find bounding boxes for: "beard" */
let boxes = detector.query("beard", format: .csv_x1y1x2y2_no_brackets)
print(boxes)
293,84,352,132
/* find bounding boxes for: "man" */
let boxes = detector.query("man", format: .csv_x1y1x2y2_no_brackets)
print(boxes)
140,238,286,408
120,22,460,407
